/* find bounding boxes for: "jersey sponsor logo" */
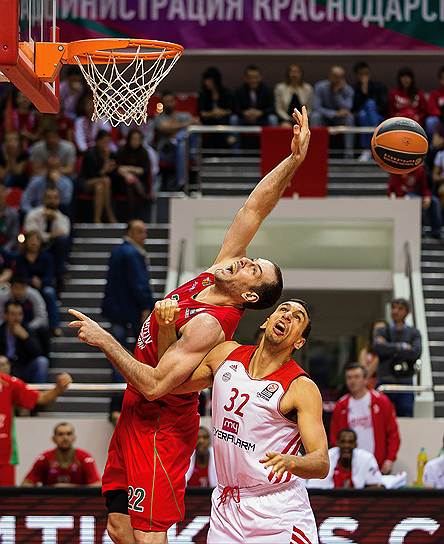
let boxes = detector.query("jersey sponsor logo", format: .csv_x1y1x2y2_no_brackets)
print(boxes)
222,372,231,382
202,277,212,287
213,427,255,452
137,315,152,349
229,364,238,371
222,417,239,435
171,294,180,301
257,382,279,401
188,281,198,291
184,307,206,319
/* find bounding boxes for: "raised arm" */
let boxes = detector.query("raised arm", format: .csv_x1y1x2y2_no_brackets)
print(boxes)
261,377,329,479
212,107,310,266
68,309,225,401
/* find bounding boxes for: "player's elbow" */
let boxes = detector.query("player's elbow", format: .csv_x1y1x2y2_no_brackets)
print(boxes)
141,387,161,402
317,457,330,479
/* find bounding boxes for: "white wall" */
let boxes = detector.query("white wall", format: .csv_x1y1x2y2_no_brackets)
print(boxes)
15,416,443,485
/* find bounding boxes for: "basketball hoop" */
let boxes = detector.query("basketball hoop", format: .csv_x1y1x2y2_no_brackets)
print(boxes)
34,38,184,126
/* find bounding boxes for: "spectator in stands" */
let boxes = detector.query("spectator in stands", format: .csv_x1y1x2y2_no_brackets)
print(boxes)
79,130,118,223
432,147,444,211
59,66,85,121
389,67,427,126
0,247,14,285
311,65,355,157
233,65,278,126
307,428,382,489
388,165,442,239
186,426,217,488
358,319,389,389
116,129,152,218
30,126,76,178
74,92,112,153
424,434,444,489
330,363,400,473
0,183,19,252
352,62,388,161
198,66,233,148
373,298,422,417
0,132,30,189
22,422,101,487
425,66,444,141
15,231,62,336
9,92,39,148
102,220,154,380
21,156,73,217
0,301,49,383
274,63,314,126
0,362,72,486
38,112,74,144
155,91,198,191
23,188,70,293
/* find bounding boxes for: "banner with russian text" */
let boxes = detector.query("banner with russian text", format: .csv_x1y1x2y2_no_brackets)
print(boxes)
32,0,444,50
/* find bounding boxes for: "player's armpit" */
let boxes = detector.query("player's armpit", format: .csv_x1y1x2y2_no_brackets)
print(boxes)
145,313,225,401
284,377,330,479
171,340,240,394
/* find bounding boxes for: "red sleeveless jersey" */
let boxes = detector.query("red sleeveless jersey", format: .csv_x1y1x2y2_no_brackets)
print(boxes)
126,272,244,408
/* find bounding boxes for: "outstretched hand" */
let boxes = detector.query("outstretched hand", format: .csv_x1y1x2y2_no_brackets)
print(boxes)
290,106,311,164
68,309,110,348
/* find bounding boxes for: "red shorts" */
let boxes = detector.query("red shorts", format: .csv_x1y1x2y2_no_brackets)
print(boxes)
102,396,199,532
0,464,15,486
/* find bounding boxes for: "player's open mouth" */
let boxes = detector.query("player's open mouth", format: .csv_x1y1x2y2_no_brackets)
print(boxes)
225,262,238,275
273,321,286,336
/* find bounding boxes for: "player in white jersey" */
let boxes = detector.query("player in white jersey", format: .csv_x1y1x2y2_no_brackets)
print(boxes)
157,298,329,543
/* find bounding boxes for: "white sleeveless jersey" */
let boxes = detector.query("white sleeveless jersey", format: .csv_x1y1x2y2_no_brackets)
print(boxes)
212,345,307,489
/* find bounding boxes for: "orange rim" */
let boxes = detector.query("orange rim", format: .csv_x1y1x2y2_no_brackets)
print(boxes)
66,38,184,65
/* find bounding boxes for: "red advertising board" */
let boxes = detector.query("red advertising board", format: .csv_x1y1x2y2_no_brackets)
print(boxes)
0,489,443,543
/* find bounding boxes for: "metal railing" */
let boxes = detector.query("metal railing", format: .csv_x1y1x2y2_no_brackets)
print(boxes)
184,124,378,194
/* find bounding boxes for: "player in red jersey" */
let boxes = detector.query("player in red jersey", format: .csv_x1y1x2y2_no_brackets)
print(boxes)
69,107,310,544
0,356,72,486
23,422,101,486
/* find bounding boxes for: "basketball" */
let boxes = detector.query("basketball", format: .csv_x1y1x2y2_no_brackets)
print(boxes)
371,117,428,174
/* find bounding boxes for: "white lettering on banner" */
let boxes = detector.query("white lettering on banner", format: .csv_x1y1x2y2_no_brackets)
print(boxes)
225,0,243,21
326,0,344,21
388,517,440,543
60,0,79,19
151,0,169,18
168,0,186,20
0,517,15,544
289,0,308,21
188,0,208,26
362,0,385,27
80,0,97,18
308,0,325,21
99,0,117,19
168,516,211,542
273,0,291,21
344,0,362,22
254,0,272,21
384,0,402,23
119,0,136,21
26,516,74,542
318,516,359,544
79,516,95,544
404,0,420,21
422,0,437,22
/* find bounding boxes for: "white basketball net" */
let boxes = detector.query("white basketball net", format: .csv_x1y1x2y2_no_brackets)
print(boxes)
75,47,181,127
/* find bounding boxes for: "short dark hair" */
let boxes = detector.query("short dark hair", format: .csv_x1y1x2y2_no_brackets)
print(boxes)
344,362,368,379
243,262,283,311
287,298,312,340
391,297,410,313
4,300,24,313
161,90,174,98
338,428,357,441
245,64,261,75
96,129,110,142
10,275,29,286
353,61,370,74
53,422,74,435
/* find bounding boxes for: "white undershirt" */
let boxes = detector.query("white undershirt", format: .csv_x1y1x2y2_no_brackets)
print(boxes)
424,454,444,489
348,391,375,455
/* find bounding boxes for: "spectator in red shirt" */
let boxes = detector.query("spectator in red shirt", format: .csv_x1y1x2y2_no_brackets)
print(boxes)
0,357,72,486
23,422,101,487
330,363,400,474
388,166,442,239
186,426,216,488
426,66,444,141
389,67,427,126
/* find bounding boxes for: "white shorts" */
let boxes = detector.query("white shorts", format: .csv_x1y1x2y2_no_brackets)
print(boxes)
207,480,318,544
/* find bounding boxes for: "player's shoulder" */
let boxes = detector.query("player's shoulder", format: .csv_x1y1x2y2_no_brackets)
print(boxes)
183,311,224,332
75,448,95,461
287,375,322,402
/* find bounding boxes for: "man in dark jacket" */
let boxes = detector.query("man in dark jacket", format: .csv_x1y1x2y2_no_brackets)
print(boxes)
233,65,278,126
0,300,48,383
373,298,422,417
102,220,154,381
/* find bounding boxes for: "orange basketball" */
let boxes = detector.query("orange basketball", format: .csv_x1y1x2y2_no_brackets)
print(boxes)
371,117,428,174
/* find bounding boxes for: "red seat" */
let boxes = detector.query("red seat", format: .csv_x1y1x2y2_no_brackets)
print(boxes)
5,187,23,209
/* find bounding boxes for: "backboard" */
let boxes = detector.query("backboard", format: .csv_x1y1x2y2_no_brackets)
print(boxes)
0,0,59,113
